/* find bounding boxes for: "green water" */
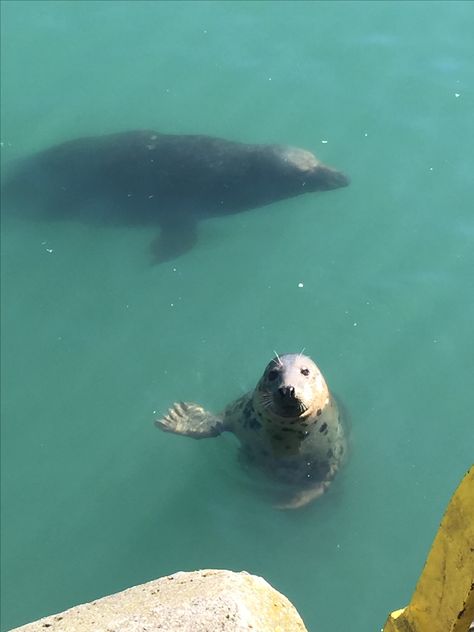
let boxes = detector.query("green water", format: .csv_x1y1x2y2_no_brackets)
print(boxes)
1,1,473,630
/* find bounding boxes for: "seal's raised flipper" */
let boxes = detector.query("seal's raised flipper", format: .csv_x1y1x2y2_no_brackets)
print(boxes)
155,402,225,438
151,216,198,264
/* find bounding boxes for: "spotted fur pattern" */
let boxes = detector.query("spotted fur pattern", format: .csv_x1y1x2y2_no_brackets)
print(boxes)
156,354,346,509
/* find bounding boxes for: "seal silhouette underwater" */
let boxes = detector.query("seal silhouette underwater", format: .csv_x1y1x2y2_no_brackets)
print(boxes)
156,353,346,509
3,130,350,262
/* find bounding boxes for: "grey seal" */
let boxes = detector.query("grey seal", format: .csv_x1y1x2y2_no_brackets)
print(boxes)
3,131,350,262
156,353,346,509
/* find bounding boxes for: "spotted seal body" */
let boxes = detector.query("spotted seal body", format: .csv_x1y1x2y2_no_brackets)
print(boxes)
156,353,346,509
3,131,349,263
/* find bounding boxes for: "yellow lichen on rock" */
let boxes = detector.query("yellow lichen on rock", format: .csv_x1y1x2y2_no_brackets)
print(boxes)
383,466,474,632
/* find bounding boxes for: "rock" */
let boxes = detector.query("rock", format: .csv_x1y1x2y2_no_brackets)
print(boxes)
9,569,308,632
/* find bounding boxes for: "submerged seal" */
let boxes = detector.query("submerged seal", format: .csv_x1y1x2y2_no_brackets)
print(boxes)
156,353,346,509
3,131,350,262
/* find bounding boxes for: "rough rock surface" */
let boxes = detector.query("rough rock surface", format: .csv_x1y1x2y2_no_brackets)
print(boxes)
10,569,308,632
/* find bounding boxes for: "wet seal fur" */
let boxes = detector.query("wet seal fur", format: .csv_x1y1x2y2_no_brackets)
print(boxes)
3,131,350,263
156,353,346,509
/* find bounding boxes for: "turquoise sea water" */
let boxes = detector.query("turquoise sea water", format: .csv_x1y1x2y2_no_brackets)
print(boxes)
1,1,473,630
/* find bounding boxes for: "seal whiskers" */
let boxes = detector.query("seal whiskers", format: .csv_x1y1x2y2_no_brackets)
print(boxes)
273,350,283,367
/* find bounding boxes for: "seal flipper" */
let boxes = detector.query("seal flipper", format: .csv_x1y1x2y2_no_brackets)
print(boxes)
155,402,225,438
276,453,342,510
276,481,329,510
151,215,198,264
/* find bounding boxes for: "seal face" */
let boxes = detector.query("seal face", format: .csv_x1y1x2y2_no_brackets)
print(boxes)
3,131,350,263
156,353,346,509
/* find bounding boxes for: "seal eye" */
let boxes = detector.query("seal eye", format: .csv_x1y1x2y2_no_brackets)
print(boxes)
268,369,279,381
301,368,310,376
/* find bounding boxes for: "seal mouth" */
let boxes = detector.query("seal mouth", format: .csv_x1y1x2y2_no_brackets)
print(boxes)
261,394,308,419
274,385,308,418
313,166,350,190
274,400,308,418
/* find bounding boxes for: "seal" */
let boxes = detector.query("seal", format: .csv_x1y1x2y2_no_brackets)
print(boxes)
155,353,346,509
3,131,350,263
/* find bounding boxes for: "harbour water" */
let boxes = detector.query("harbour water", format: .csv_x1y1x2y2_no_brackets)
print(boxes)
1,1,473,630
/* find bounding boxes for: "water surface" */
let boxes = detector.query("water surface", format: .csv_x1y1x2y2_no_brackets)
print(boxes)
1,1,473,631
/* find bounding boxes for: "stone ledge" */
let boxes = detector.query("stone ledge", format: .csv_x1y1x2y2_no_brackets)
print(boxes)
10,569,308,632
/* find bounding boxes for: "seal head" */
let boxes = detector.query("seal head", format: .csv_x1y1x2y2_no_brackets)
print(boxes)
253,353,329,423
278,146,350,192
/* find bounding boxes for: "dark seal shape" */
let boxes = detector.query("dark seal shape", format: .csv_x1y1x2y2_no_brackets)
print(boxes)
3,131,349,262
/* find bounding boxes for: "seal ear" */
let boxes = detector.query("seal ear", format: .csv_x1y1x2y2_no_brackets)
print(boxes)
150,216,198,264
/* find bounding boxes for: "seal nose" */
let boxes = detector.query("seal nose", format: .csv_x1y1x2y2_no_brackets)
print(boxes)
278,385,296,400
